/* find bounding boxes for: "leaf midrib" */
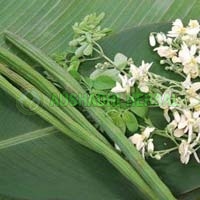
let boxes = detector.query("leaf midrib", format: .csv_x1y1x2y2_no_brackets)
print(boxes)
0,126,57,150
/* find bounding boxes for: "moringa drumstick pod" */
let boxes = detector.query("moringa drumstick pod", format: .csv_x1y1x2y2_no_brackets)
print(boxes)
4,31,176,200
0,47,111,148
0,72,158,200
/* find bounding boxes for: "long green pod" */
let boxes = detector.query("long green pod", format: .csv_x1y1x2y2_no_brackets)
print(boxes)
4,31,176,199
0,47,110,148
0,77,90,149
0,74,158,200
0,64,112,151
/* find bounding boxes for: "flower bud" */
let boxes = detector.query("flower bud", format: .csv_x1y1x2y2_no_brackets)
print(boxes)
155,154,161,160
149,34,156,46
166,38,172,45
160,60,165,64
147,139,154,153
156,32,166,44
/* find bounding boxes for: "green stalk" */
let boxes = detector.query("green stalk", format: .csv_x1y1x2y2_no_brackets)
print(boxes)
4,31,176,199
0,47,111,148
0,73,158,200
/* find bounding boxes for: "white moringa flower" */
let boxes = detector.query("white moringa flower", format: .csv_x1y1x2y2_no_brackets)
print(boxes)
183,76,200,107
129,134,144,151
111,74,135,94
179,140,191,164
168,110,184,138
129,127,155,158
178,43,200,78
179,43,197,64
171,109,197,143
182,75,200,95
181,35,191,43
186,82,200,97
168,19,186,38
179,140,200,164
130,61,152,93
138,61,152,75
189,96,200,108
130,61,152,80
166,37,173,45
149,33,156,46
143,127,155,138
182,74,192,89
154,46,177,58
156,32,166,44
167,120,178,133
182,75,200,106
180,110,194,142
186,20,200,36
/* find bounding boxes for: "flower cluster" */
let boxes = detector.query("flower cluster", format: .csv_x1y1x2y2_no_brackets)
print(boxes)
167,109,200,164
129,127,155,158
111,61,152,95
107,19,200,164
65,15,200,165
148,19,200,164
149,19,200,79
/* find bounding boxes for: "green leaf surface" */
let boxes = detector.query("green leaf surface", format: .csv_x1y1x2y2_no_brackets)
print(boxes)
1,0,200,199
114,53,128,70
109,112,126,134
90,68,119,81
131,106,148,119
93,75,115,90
122,110,138,132
1,0,200,53
179,188,200,200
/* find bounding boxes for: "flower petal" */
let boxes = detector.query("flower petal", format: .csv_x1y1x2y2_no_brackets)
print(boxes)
143,127,155,138
129,134,142,145
111,82,125,93
174,128,185,137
